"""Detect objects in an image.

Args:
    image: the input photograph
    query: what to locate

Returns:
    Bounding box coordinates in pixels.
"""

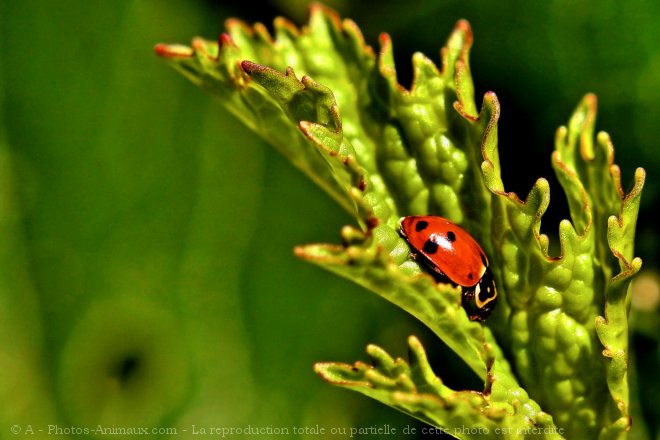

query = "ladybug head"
[461,267,497,321]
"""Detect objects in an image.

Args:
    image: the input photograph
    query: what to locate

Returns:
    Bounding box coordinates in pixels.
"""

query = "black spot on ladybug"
[415,220,429,232]
[422,239,438,254]
[480,252,488,267]
[468,273,474,280]
[446,231,456,242]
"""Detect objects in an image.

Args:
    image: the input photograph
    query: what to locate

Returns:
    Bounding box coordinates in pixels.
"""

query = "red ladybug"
[399,215,497,321]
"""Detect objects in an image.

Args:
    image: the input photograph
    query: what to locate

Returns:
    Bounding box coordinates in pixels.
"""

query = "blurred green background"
[1,1,658,439]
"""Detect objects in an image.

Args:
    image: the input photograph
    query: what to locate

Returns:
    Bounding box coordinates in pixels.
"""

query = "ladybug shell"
[400,216,488,287]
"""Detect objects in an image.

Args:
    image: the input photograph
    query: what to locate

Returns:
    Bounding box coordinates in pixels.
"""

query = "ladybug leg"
[460,286,481,321]
[413,254,453,284]
[428,270,452,285]
[428,264,449,280]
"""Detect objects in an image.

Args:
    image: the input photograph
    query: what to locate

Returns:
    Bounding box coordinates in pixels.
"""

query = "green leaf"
[156,5,645,439]
[483,93,645,439]
[315,336,562,439]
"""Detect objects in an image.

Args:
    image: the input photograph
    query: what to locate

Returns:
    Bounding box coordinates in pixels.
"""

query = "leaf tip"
[447,18,473,51]
[633,166,646,189]
[225,17,252,35]
[240,60,261,74]
[219,32,238,49]
[313,362,338,383]
[273,16,300,36]
[378,32,392,47]
[583,92,598,108]
[308,2,340,20]
[153,43,193,58]
[293,245,307,259]
[313,361,328,375]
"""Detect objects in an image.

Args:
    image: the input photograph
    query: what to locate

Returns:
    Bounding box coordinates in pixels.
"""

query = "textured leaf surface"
[157,5,644,439]
[479,93,645,439]
[316,336,561,439]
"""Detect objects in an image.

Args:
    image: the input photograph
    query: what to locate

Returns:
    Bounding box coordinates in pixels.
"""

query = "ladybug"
[399,215,497,321]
